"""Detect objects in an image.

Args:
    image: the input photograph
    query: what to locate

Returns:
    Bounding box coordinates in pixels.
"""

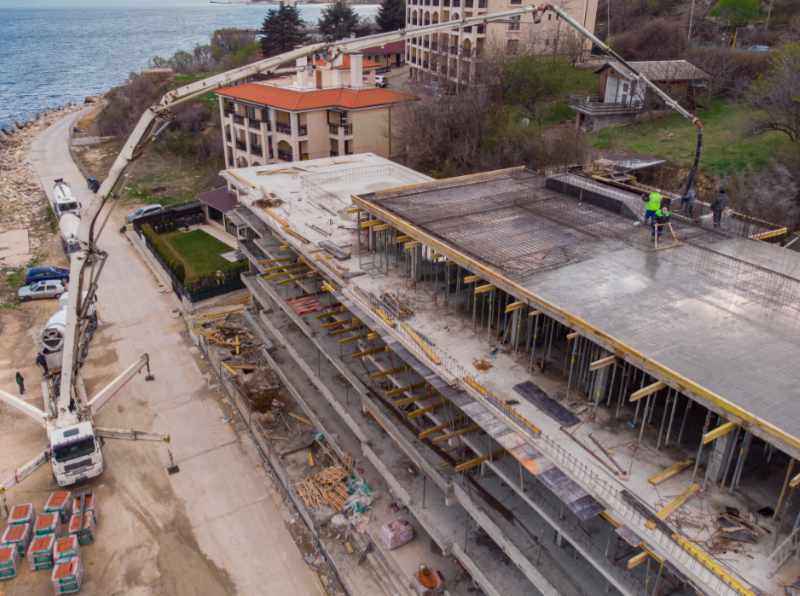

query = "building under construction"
[220,153,800,596]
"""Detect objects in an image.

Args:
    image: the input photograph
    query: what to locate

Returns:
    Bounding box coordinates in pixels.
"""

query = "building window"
[510,0,521,4]
[508,15,520,31]
[344,140,353,155]
[330,139,339,157]
[507,39,519,54]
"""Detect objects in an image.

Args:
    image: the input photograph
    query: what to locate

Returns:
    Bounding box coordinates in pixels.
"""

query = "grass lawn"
[590,99,789,177]
[160,229,234,279]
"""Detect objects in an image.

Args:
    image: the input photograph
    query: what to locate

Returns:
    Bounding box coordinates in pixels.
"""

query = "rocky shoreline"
[0,104,83,255]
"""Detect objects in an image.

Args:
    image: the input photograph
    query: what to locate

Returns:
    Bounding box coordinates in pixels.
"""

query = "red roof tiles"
[216,83,415,112]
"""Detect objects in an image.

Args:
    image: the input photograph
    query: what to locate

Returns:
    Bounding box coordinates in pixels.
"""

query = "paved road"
[25,109,323,595]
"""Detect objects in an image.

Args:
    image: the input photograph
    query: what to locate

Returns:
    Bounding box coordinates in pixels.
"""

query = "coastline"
[0,103,83,258]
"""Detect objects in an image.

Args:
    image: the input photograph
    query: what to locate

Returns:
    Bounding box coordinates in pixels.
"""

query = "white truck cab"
[48,422,103,486]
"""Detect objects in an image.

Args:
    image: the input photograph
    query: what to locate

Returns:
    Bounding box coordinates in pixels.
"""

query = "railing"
[233,114,244,125]
[449,46,458,55]
[248,119,260,130]
[235,141,246,151]
[431,42,439,51]
[275,122,291,134]
[298,125,308,136]
[769,527,800,576]
[277,150,293,161]
[251,144,263,155]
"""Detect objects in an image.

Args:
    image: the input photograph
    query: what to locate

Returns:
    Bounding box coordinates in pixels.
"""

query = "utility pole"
[688,0,696,42]
[765,0,774,31]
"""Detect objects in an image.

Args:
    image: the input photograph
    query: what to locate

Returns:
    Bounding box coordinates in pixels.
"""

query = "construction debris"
[237,367,282,412]
[379,518,414,550]
[472,358,493,372]
[287,294,324,316]
[295,465,351,512]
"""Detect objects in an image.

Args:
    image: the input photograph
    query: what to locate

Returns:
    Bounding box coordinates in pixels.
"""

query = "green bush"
[142,223,185,280]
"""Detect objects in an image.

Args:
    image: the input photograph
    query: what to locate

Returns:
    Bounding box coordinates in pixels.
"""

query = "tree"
[711,0,762,45]
[259,4,308,58]
[318,0,360,41]
[376,0,405,32]
[748,43,800,144]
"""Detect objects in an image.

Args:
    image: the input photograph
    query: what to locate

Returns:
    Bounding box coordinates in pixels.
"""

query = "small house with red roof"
[216,52,415,166]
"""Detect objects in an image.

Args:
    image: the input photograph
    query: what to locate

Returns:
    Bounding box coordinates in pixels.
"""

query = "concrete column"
[350,54,364,88]
[706,431,737,485]
[592,366,609,406]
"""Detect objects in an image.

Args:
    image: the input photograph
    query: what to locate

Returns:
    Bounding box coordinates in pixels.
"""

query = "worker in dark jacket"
[681,187,697,218]
[15,371,25,395]
[711,188,727,228]
[36,353,48,375]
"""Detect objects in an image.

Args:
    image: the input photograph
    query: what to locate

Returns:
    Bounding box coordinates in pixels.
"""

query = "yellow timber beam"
[474,284,495,295]
[386,381,427,398]
[394,393,431,408]
[590,355,617,371]
[370,366,410,380]
[463,274,481,284]
[646,483,700,529]
[703,421,737,445]
[404,240,421,251]
[396,234,411,243]
[408,400,445,419]
[505,301,525,313]
[671,534,755,596]
[648,460,693,486]
[418,421,451,440]
[431,424,480,444]
[630,381,666,403]
[352,346,388,359]
[454,449,505,473]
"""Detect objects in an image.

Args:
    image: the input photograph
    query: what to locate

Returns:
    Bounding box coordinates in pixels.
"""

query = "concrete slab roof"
[354,169,800,457]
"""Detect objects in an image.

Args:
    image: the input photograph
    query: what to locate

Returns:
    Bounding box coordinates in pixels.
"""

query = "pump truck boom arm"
[61,3,705,404]
[1,449,50,492]
[84,353,153,417]
[0,388,48,427]
[94,427,170,443]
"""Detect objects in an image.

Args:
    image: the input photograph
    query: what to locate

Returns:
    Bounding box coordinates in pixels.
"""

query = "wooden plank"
[703,421,737,445]
[394,393,430,408]
[418,421,450,440]
[589,355,616,371]
[629,381,666,403]
[599,511,622,528]
[338,333,368,345]
[359,219,383,229]
[789,471,800,489]
[454,449,505,473]
[504,301,525,313]
[474,284,495,295]
[566,331,579,341]
[626,551,649,570]
[386,381,427,398]
[407,400,445,419]
[463,274,481,284]
[328,324,364,337]
[404,240,420,251]
[372,224,389,232]
[646,483,700,529]
[370,366,410,380]
[351,346,388,358]
[431,424,480,445]
[528,309,541,317]
[320,319,348,330]
[648,460,693,486]
[395,234,411,242]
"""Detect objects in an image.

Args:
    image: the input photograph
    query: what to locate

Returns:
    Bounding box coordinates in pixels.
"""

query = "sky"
[0,0,257,8]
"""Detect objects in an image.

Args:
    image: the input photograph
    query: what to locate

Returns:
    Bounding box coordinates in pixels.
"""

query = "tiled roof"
[216,83,416,111]
[596,59,710,82]
[360,41,405,56]
[198,187,237,213]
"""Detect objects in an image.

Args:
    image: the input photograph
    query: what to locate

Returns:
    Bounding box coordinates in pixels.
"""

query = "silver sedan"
[17,279,67,301]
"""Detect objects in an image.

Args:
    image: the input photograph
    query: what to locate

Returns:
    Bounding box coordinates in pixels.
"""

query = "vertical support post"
[692,410,712,482]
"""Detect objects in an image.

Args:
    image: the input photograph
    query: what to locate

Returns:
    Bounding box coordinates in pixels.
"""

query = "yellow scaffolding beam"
[370,365,410,380]
[630,381,666,403]
[646,483,700,529]
[386,381,427,398]
[454,449,505,473]
[408,400,445,419]
[431,424,480,444]
[352,346,388,359]
[703,421,737,445]
[590,355,617,371]
[504,301,525,313]
[474,283,495,295]
[648,460,693,486]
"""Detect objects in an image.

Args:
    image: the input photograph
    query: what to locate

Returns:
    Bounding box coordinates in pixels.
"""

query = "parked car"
[24,266,70,285]
[375,75,388,88]
[126,204,163,223]
[747,44,770,52]
[18,279,67,301]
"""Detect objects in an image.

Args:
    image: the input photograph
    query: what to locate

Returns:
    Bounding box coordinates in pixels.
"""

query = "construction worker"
[36,353,48,375]
[15,371,25,395]
[711,187,727,228]
[681,186,697,218]
[643,190,662,232]
[654,197,672,239]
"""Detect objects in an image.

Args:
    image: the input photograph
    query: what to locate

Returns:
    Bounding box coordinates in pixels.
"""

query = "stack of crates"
[44,491,72,524]
[0,545,19,580]
[34,512,60,537]
[2,523,31,559]
[53,535,80,564]
[68,492,98,546]
[8,503,35,528]
[28,534,56,571]
[51,557,83,595]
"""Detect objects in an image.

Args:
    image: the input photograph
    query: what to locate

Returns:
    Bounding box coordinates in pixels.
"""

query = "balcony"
[248,119,260,130]
[330,123,353,135]
[478,0,486,7]
[277,150,293,161]
[233,114,244,126]
[568,95,644,116]
[431,41,439,51]
[298,125,308,136]
[251,143,263,154]
[275,122,291,134]
[224,133,232,142]
[449,46,458,55]
[235,141,246,151]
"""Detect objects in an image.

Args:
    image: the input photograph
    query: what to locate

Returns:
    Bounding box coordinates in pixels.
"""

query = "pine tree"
[259,4,308,58]
[318,0,361,41]
[376,0,406,32]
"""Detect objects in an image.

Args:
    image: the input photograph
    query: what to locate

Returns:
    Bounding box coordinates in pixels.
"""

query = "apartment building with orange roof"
[216,53,415,166]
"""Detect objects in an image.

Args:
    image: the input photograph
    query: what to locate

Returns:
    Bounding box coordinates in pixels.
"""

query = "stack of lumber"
[51,556,84,594]
[294,465,350,512]
[287,295,323,316]
[44,491,72,523]
[2,523,31,558]
[28,534,56,571]
[0,545,19,580]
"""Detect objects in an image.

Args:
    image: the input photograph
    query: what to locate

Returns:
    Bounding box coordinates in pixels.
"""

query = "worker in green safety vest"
[654,197,672,239]
[642,191,662,237]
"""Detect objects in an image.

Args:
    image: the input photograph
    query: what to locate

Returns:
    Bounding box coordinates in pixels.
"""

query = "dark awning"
[198,187,237,213]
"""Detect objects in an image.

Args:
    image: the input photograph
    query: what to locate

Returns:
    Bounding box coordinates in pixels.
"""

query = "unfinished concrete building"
[220,154,800,595]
